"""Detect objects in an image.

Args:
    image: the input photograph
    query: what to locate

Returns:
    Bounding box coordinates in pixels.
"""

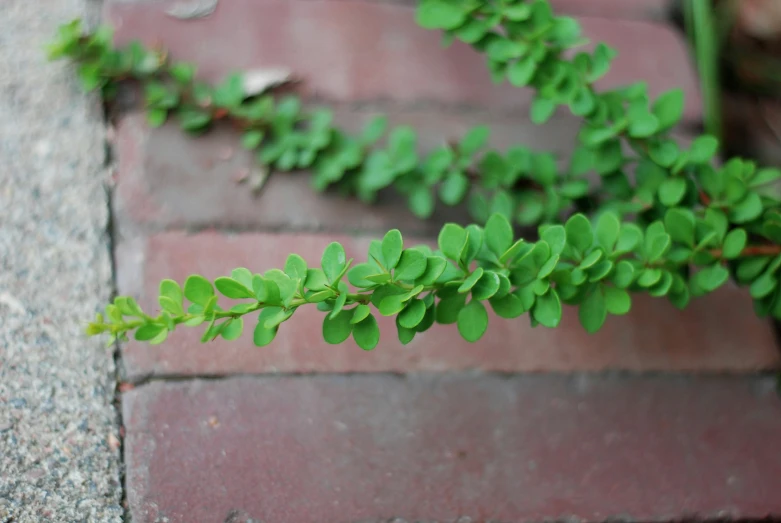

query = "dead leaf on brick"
[248,165,270,195]
[165,0,219,20]
[242,68,294,97]
[107,433,121,450]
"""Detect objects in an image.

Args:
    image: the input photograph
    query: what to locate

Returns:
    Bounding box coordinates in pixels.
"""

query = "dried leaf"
[248,165,270,195]
[165,0,219,20]
[242,68,293,97]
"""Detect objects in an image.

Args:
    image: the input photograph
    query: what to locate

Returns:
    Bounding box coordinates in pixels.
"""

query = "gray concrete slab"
[0,0,122,521]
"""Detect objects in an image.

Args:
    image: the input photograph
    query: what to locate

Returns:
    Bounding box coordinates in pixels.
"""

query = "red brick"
[123,374,781,522]
[115,231,780,379]
[104,0,701,121]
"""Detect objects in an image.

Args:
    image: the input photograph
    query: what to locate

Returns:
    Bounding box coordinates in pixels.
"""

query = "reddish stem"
[710,244,781,258]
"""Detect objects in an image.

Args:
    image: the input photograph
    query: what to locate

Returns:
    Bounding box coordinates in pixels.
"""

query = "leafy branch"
[85,211,774,349]
[48,0,781,348]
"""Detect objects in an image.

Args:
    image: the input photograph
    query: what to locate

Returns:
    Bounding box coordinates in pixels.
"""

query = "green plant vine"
[49,0,781,349]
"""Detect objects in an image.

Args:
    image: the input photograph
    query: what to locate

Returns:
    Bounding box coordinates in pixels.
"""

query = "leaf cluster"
[51,0,781,347]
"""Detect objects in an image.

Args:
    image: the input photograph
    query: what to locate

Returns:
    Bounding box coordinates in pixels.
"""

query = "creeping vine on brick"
[49,0,781,349]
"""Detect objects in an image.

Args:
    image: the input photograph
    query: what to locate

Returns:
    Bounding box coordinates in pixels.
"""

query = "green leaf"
[579,287,607,333]
[694,265,730,293]
[148,328,169,345]
[381,230,403,270]
[264,269,296,306]
[489,294,526,319]
[351,304,371,324]
[353,314,380,350]
[658,177,687,206]
[459,126,490,156]
[241,130,264,150]
[378,294,407,316]
[580,125,617,147]
[361,115,387,144]
[323,309,354,344]
[541,225,566,255]
[283,254,308,282]
[637,268,662,288]
[436,293,467,324]
[399,299,427,329]
[458,268,484,293]
[604,286,631,315]
[565,213,593,256]
[729,192,763,224]
[230,268,253,290]
[455,18,489,43]
[516,195,544,226]
[628,112,659,138]
[329,285,349,319]
[158,296,183,316]
[439,172,469,205]
[750,167,781,188]
[485,213,514,258]
[737,257,770,283]
[214,277,255,299]
[178,108,212,132]
[396,319,417,345]
[416,0,467,30]
[134,323,166,342]
[652,88,684,130]
[321,242,347,283]
[409,187,435,219]
[184,275,214,306]
[395,250,427,281]
[649,140,679,167]
[305,269,329,291]
[159,279,183,306]
[472,271,501,301]
[507,56,537,87]
[750,272,777,299]
[689,135,719,163]
[417,257,448,285]
[531,96,556,124]
[664,208,696,246]
[532,289,562,328]
[457,300,488,342]
[722,228,747,259]
[423,147,454,183]
[252,309,278,346]
[221,318,244,341]
[646,233,671,263]
[438,223,467,261]
[612,260,636,288]
[595,212,620,251]
[146,108,167,128]
[169,62,196,83]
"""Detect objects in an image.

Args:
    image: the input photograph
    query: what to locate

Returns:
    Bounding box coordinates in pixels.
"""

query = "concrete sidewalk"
[0,0,122,521]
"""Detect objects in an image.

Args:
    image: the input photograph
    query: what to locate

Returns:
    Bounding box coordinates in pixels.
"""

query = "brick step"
[115,230,780,380]
[123,374,781,522]
[105,0,701,120]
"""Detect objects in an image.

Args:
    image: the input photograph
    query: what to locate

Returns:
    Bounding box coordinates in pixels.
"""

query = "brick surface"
[115,231,780,379]
[104,0,701,121]
[123,374,781,522]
